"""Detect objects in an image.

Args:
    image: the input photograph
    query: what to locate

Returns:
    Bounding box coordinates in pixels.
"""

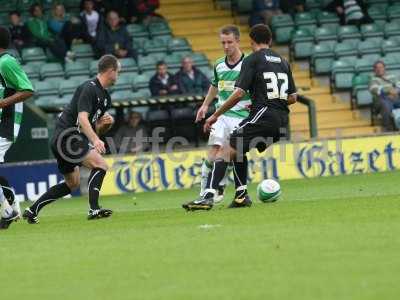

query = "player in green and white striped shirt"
[0,27,34,229]
[194,25,251,203]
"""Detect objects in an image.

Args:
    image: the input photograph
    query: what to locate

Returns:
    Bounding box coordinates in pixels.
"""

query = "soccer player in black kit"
[183,24,297,211]
[23,55,121,223]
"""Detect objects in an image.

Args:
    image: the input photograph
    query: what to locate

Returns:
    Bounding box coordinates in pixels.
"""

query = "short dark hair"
[98,54,119,73]
[156,61,166,68]
[220,25,240,39]
[0,26,11,49]
[9,10,21,17]
[29,3,41,16]
[249,24,272,45]
[374,60,385,69]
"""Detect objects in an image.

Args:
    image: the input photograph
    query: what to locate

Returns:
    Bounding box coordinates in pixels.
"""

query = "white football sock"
[0,193,13,218]
[200,159,212,196]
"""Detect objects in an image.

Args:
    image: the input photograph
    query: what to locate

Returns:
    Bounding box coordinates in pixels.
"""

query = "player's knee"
[66,177,80,190]
[93,160,109,171]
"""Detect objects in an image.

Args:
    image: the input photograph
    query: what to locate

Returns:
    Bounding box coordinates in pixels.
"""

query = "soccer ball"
[257,179,281,203]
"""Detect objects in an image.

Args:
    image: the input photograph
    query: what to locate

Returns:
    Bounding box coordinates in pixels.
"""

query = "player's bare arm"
[0,90,33,109]
[195,85,218,123]
[78,111,106,154]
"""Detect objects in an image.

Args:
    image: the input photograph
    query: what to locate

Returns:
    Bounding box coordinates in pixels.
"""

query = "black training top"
[55,77,111,135]
[235,48,296,113]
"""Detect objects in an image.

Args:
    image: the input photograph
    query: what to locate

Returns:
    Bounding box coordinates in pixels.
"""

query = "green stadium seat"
[71,44,94,59]
[295,12,317,27]
[190,52,209,67]
[148,22,172,37]
[358,38,383,56]
[338,25,361,41]
[119,58,139,73]
[59,79,80,96]
[387,5,400,21]
[331,58,355,90]
[382,53,400,70]
[168,38,191,53]
[22,63,40,80]
[132,37,149,55]
[361,23,384,39]
[56,94,74,106]
[65,61,90,78]
[143,37,168,55]
[22,47,46,63]
[112,90,135,103]
[126,24,149,38]
[355,56,379,76]
[352,74,373,107]
[236,0,252,14]
[132,89,151,99]
[138,55,158,72]
[34,81,59,97]
[0,2,17,14]
[271,14,294,44]
[368,4,388,22]
[112,73,135,92]
[312,42,336,75]
[63,0,81,9]
[39,63,64,79]
[198,66,213,80]
[292,28,314,59]
[316,11,339,26]
[35,95,56,108]
[89,60,98,76]
[305,0,322,10]
[381,39,400,55]
[384,21,400,38]
[314,26,337,42]
[334,41,358,59]
[133,73,151,90]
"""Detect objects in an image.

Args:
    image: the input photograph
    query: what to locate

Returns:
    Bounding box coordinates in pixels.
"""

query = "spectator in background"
[127,0,161,24]
[8,11,32,52]
[27,3,68,61]
[149,61,180,96]
[80,0,102,45]
[280,0,305,15]
[369,61,400,132]
[249,0,281,27]
[95,10,137,60]
[113,111,149,153]
[80,0,107,15]
[175,57,209,94]
[326,0,372,26]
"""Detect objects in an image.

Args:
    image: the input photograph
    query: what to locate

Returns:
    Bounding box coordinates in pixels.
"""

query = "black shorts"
[230,107,289,154]
[50,129,91,175]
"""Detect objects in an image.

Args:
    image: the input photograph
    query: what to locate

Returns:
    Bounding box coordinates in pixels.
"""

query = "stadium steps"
[293,126,381,140]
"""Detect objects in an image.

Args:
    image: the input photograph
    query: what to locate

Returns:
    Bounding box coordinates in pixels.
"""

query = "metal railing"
[296,95,318,138]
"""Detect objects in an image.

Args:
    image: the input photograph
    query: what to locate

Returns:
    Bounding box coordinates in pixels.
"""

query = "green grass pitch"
[1,171,400,300]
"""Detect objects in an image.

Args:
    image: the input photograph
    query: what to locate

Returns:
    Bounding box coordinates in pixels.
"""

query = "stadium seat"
[89,60,99,76]
[358,38,383,56]
[132,37,150,55]
[292,28,314,59]
[331,59,355,90]
[368,4,388,22]
[143,37,168,55]
[338,25,361,41]
[71,44,94,59]
[235,0,252,14]
[112,73,135,92]
[34,81,59,97]
[198,66,214,80]
[356,55,380,76]
[168,38,191,53]
[295,12,317,27]
[314,26,337,42]
[112,90,135,103]
[65,61,90,78]
[22,63,40,80]
[164,52,185,69]
[316,11,339,26]
[361,23,384,39]
[190,52,210,67]
[271,14,294,44]
[133,73,151,90]
[334,40,359,59]
[56,93,74,106]
[59,79,81,96]
[22,47,46,63]
[35,95,56,108]
[138,54,166,72]
[311,42,336,75]
[119,58,139,73]
[381,39,400,55]
[126,24,149,38]
[352,74,373,107]
[382,53,400,70]
[384,21,400,38]
[387,5,400,21]
[39,63,64,79]
[148,22,172,37]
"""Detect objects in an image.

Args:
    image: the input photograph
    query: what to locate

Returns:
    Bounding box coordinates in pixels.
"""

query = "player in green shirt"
[0,26,34,229]
[191,25,251,204]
